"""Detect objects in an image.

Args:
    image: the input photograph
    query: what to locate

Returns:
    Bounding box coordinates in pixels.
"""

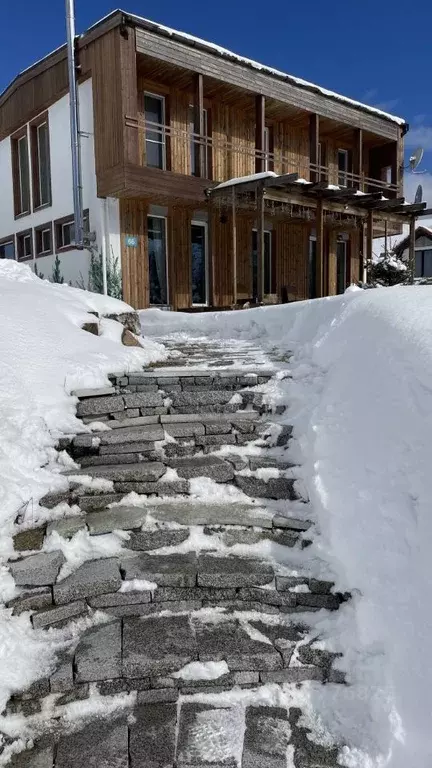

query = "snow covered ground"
[141,286,432,768]
[0,262,166,718]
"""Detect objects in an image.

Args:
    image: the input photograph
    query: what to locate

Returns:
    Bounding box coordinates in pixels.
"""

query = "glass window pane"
[191,224,207,304]
[0,242,15,259]
[415,252,423,277]
[423,249,432,277]
[146,141,163,169]
[144,95,163,124]
[337,241,347,294]
[252,230,272,298]
[148,217,168,305]
[18,136,30,213]
[309,239,317,298]
[37,123,50,205]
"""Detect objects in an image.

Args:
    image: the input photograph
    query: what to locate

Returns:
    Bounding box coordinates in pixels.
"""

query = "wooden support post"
[309,114,319,182]
[315,199,324,297]
[255,95,265,174]
[256,182,265,302]
[193,73,204,177]
[232,187,237,306]
[409,215,416,284]
[353,128,363,190]
[366,209,374,282]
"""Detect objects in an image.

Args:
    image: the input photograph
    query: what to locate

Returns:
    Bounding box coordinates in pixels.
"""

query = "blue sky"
[2,0,432,192]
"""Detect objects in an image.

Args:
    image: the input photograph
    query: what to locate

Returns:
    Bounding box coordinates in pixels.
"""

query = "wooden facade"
[1,10,416,309]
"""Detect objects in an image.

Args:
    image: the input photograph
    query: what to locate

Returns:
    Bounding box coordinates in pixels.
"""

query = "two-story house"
[0,10,426,308]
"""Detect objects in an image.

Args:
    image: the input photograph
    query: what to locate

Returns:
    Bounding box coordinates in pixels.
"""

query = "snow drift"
[141,286,432,767]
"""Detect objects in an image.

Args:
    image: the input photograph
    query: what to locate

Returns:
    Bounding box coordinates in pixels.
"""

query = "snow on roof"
[121,10,405,127]
[213,171,278,190]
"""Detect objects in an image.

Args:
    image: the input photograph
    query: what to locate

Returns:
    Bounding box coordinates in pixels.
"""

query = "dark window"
[0,237,15,260]
[252,230,273,298]
[12,130,31,216]
[309,238,317,298]
[31,116,51,208]
[189,106,209,178]
[337,240,347,293]
[54,211,89,250]
[17,229,33,261]
[318,142,327,182]
[415,248,432,278]
[35,223,53,256]
[191,222,208,304]
[338,149,349,186]
[144,93,166,169]
[147,216,168,305]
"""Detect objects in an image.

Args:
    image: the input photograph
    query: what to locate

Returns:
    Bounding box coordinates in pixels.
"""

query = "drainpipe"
[102,199,110,296]
[65,0,84,249]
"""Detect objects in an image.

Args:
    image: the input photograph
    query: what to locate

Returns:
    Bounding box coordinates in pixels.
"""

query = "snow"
[213,171,277,190]
[0,261,165,714]
[141,287,432,767]
[173,660,229,680]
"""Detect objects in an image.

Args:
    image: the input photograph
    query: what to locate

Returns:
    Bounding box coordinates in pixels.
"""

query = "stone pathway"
[5,335,347,767]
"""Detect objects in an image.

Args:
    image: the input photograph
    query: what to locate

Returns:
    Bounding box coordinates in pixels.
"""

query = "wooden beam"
[193,73,205,177]
[232,187,237,305]
[353,128,363,190]
[315,198,324,296]
[366,209,374,281]
[363,196,405,211]
[256,182,265,301]
[409,216,416,284]
[417,208,432,217]
[309,114,319,183]
[255,95,265,174]
[391,202,427,215]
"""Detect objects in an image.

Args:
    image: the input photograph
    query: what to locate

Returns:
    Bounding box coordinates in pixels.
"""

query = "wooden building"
[0,10,426,307]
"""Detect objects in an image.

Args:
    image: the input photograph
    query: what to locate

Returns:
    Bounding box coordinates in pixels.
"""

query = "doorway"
[336,239,347,294]
[251,229,272,299]
[191,221,208,305]
[147,215,168,305]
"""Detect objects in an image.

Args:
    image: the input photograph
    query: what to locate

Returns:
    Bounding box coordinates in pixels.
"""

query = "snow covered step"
[68,462,166,482]
[71,386,116,398]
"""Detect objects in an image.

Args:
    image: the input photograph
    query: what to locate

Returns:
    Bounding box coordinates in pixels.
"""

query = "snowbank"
[141,287,432,767]
[0,262,166,713]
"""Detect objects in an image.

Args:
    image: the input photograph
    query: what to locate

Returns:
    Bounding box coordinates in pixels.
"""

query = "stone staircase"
[5,337,348,768]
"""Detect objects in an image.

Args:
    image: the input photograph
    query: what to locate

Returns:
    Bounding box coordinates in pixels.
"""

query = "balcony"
[124,114,400,200]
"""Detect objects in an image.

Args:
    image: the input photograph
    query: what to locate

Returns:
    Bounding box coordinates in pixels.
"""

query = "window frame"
[252,228,274,297]
[191,219,209,306]
[11,126,31,219]
[147,214,169,306]
[0,235,16,261]
[143,91,166,170]
[16,228,33,262]
[189,105,209,178]
[35,221,53,257]
[414,247,432,278]
[30,112,52,210]
[336,238,348,294]
[54,210,90,252]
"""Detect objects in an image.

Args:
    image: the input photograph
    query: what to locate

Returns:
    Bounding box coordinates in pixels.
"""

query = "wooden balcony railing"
[125,115,400,196]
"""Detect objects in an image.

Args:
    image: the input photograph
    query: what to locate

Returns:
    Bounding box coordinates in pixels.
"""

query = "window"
[336,239,347,294]
[0,237,15,260]
[191,221,208,305]
[11,129,31,217]
[381,165,392,185]
[252,229,274,298]
[318,142,327,182]
[144,93,166,169]
[35,223,53,256]
[338,149,349,186]
[147,216,168,305]
[17,229,33,261]
[189,106,209,178]
[54,211,89,250]
[31,116,51,208]
[415,248,432,278]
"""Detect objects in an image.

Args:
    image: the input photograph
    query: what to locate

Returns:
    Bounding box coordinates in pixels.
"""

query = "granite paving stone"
[97,424,164,444]
[168,456,235,482]
[195,620,282,671]
[73,386,115,398]
[73,462,166,482]
[123,614,197,677]
[235,475,297,500]
[123,392,164,408]
[272,515,312,531]
[55,718,128,767]
[99,441,157,454]
[260,667,324,683]
[176,702,241,767]
[10,550,65,587]
[9,742,54,768]
[86,505,149,534]
[109,414,160,428]
[136,688,179,704]
[32,600,88,629]
[163,422,205,437]
[114,479,189,495]
[77,395,125,417]
[121,552,198,586]
[13,527,46,552]
[129,527,190,550]
[129,703,177,768]
[172,391,235,407]
[242,705,290,768]
[88,589,152,608]
[197,555,273,588]
[8,586,52,615]
[77,493,124,511]
[53,558,121,605]
[46,516,86,538]
[75,621,121,682]
[144,501,272,528]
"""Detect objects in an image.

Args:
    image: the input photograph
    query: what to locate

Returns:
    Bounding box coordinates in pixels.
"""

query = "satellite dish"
[415,184,423,204]
[409,147,424,171]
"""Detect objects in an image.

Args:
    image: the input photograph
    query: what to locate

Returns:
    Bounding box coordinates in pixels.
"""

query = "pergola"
[207,172,427,299]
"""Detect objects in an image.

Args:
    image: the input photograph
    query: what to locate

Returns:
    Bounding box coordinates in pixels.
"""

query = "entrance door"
[252,230,272,300]
[308,237,317,298]
[147,216,168,305]
[191,221,208,305]
[336,240,347,294]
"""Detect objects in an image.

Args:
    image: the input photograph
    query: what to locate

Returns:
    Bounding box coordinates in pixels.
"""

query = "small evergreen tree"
[33,262,44,280]
[51,254,64,284]
[370,249,407,287]
[88,247,122,299]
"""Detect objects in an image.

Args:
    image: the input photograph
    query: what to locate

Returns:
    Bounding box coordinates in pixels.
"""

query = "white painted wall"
[0,78,121,290]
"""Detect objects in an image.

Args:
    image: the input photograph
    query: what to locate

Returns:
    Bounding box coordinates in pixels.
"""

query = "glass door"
[251,230,272,300]
[308,237,317,298]
[191,221,208,305]
[147,216,168,305]
[336,240,347,294]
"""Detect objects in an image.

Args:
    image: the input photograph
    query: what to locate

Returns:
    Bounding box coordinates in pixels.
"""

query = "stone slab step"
[167,456,234,482]
[72,386,116,398]
[68,462,166,482]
